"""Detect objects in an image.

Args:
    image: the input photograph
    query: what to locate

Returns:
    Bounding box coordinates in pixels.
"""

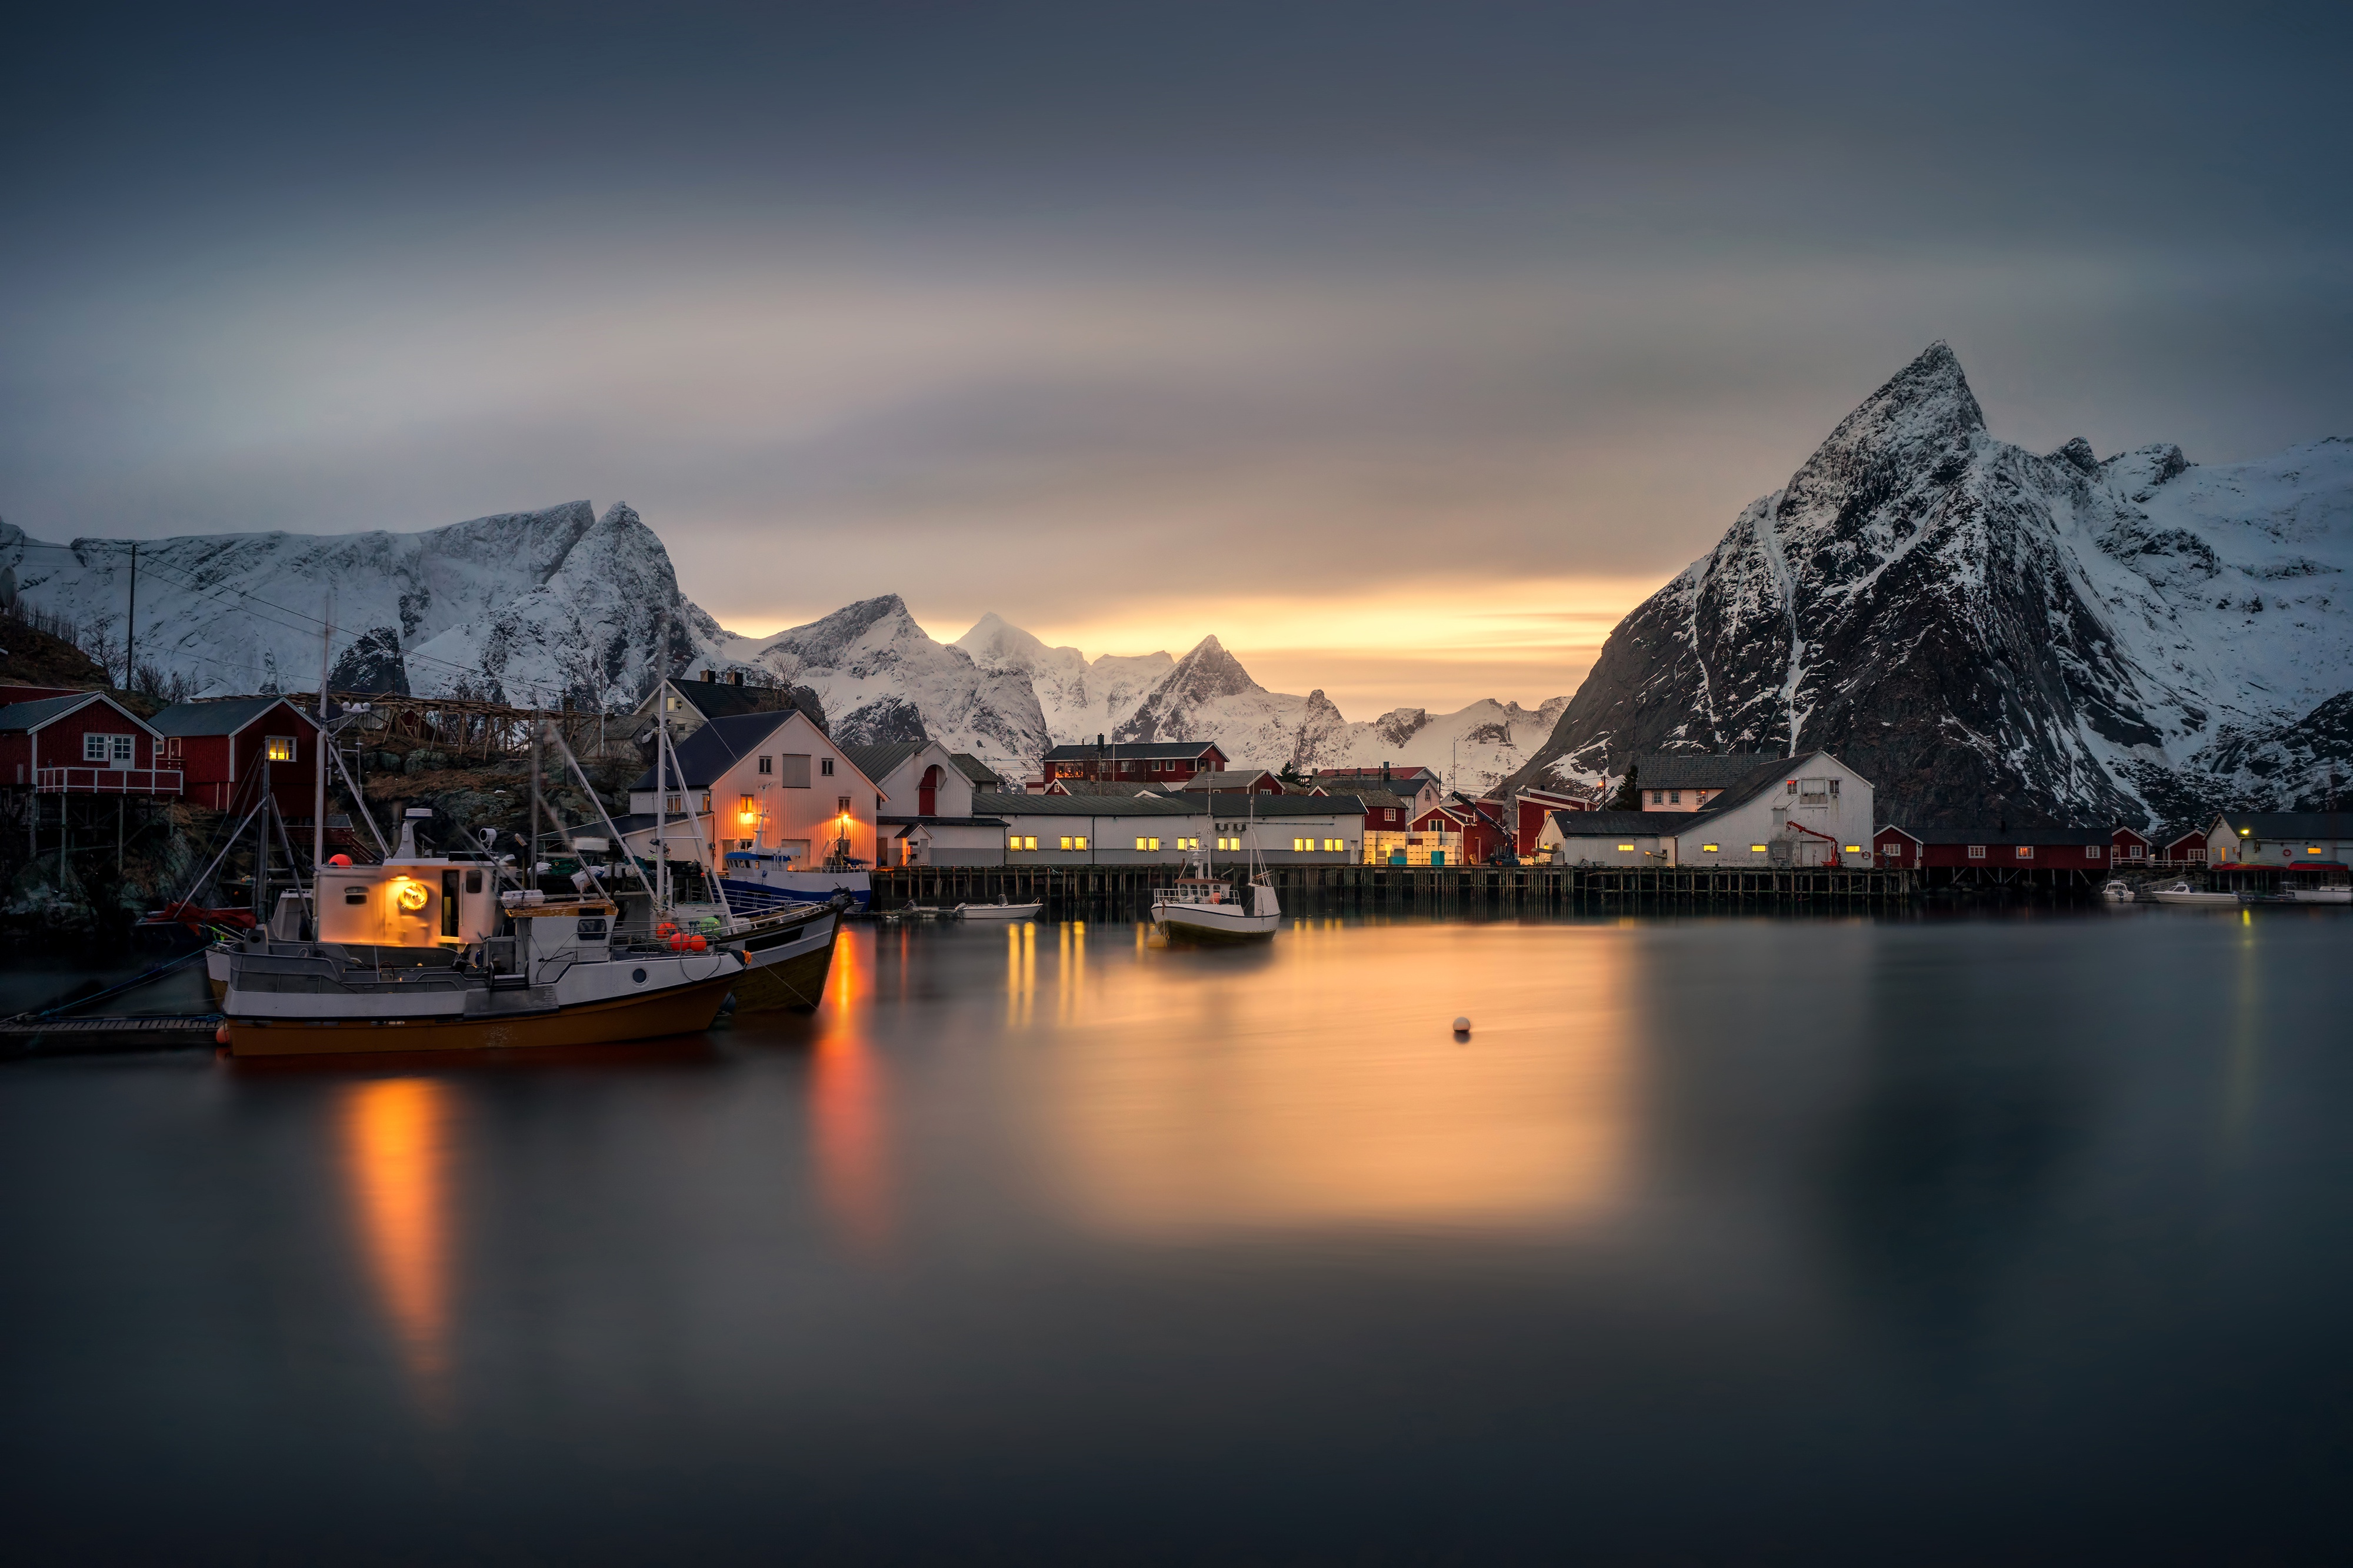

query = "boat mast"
[314,594,331,877]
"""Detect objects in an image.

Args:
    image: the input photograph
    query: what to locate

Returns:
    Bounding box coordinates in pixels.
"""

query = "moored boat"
[2149,880,2241,907]
[954,897,1042,920]
[2099,879,2137,902]
[2285,885,2352,905]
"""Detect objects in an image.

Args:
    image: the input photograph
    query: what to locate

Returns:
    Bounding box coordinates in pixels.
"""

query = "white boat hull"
[956,903,1041,920]
[2151,888,2240,906]
[1153,900,1280,940]
[2287,887,2352,905]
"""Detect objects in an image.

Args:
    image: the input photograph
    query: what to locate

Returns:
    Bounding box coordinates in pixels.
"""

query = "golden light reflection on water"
[811,929,892,1252]
[1030,922,1640,1236]
[342,1078,454,1409]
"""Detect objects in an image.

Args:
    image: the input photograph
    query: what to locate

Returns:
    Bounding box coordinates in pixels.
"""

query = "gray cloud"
[3,2,2348,710]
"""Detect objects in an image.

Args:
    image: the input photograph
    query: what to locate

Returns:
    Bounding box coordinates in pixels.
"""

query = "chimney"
[731,670,744,686]
[701,669,715,683]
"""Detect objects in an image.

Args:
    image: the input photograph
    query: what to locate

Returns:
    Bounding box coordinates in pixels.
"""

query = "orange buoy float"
[687,933,708,952]
[326,853,352,867]
[214,1024,231,1046]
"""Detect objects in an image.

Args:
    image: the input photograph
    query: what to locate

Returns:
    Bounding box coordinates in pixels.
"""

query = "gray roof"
[148,696,315,738]
[2212,811,2353,840]
[0,693,110,732]
[1549,809,1712,836]
[972,790,1208,818]
[1200,793,1367,819]
[1041,739,1222,760]
[1897,825,2114,846]
[1181,769,1280,790]
[838,741,926,786]
[879,815,1009,829]
[948,753,1004,787]
[1624,753,1780,790]
[1344,789,1412,815]
[629,708,807,791]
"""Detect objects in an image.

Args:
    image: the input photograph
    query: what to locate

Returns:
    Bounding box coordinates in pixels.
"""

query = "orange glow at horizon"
[1037,923,1640,1236]
[342,1077,454,1411]
[810,929,892,1253]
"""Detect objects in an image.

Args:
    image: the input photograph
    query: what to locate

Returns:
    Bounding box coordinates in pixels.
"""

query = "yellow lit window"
[1073,836,1087,850]
[1617,843,1635,851]
[1701,843,1719,852]
[738,794,757,822]
[1058,836,1074,850]
[264,735,296,762]
[1009,836,1038,852]
[1325,839,1342,852]
[2310,846,2324,854]
[1751,845,1768,853]
[1844,845,1861,854]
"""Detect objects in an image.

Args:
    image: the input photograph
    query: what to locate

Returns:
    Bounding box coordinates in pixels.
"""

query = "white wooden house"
[617,706,881,872]
[845,739,1016,868]
[1538,752,1877,868]
[973,790,1212,866]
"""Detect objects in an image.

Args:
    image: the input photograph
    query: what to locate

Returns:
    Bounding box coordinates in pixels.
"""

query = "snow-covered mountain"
[0,501,713,709]
[1508,343,2353,824]
[953,613,1174,742]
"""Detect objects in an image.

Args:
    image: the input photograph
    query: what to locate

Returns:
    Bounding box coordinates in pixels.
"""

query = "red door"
[918,765,941,816]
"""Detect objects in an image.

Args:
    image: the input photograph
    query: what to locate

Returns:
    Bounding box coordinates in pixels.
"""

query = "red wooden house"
[0,691,176,798]
[2110,825,2153,867]
[2155,828,2208,865]
[1871,823,1922,868]
[1514,786,1595,855]
[148,697,324,815]
[1412,798,1513,863]
[1877,824,2112,882]
[1040,739,1228,788]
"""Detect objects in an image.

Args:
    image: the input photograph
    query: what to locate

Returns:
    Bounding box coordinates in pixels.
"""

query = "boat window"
[465,870,483,893]
[576,918,607,940]
[344,885,368,905]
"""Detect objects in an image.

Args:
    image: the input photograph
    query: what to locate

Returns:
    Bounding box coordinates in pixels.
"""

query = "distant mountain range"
[12,339,2345,821]
[1505,343,2353,824]
[0,511,1563,792]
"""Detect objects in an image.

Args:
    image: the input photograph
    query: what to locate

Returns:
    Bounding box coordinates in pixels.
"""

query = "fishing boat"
[953,896,1041,920]
[2149,880,2241,907]
[220,826,745,1056]
[719,849,872,915]
[1152,823,1280,942]
[2098,879,2137,902]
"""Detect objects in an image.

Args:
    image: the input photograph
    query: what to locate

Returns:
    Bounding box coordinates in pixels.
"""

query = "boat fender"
[1452,1016,1471,1037]
[688,934,708,952]
[214,1024,231,1046]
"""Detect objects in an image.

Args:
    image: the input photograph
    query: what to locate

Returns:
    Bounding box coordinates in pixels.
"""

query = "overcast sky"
[5,2,2348,715]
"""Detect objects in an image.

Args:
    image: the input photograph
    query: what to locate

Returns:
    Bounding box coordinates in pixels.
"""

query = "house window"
[665,696,681,711]
[264,735,296,762]
[737,794,757,822]
[1669,790,1681,805]
[820,757,834,777]
[665,794,684,815]
[162,736,182,760]
[2017,846,2034,860]
[1293,838,1308,852]
[1134,836,1161,852]
[1701,843,1720,853]
[738,839,753,850]
[2310,846,2324,855]
[2086,846,2102,859]
[84,733,133,762]
[1649,790,1662,805]
[834,797,851,816]
[758,756,773,775]
[1750,845,1769,853]
[700,793,712,814]
[1324,839,1343,852]
[1009,836,1037,852]
[1175,836,1199,850]
[1617,843,1636,852]
[1968,846,1987,859]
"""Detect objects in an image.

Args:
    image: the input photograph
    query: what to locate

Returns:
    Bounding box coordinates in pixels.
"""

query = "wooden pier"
[873,863,1918,919]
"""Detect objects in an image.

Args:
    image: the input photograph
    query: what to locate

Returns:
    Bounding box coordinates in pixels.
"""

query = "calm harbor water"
[3,909,2349,1563]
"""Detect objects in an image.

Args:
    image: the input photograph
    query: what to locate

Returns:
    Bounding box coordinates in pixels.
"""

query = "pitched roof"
[1181,769,1280,791]
[1200,793,1366,818]
[147,696,316,738]
[1901,825,2114,846]
[972,790,1208,818]
[1344,789,1412,815]
[670,680,805,721]
[948,752,1004,788]
[629,708,806,791]
[0,691,156,735]
[1041,739,1222,760]
[2212,811,2353,840]
[838,741,927,786]
[1547,810,1699,836]
[1315,765,1440,783]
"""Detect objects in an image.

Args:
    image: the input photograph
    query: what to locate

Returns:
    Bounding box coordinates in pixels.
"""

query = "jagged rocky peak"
[1162,635,1259,700]
[1775,340,1985,530]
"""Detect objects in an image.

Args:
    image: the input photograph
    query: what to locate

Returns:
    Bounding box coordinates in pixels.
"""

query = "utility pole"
[124,542,138,690]
[314,596,332,876]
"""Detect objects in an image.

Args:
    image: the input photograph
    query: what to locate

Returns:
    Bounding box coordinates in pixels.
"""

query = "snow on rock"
[0,501,708,709]
[1508,343,2353,824]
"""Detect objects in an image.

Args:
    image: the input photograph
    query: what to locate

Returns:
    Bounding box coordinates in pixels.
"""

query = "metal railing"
[34,766,185,796]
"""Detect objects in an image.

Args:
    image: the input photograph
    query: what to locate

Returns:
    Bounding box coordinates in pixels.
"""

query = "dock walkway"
[874,864,1917,918]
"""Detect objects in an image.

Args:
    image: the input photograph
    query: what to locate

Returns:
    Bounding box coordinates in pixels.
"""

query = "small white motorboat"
[2098,879,2137,902]
[954,897,1042,920]
[1152,874,1280,941]
[2149,880,2241,907]
[2285,886,2352,905]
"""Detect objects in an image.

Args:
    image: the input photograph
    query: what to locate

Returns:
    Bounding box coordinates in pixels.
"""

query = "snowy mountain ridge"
[1509,343,2353,823]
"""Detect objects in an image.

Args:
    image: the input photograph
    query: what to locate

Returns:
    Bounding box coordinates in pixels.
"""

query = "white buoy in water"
[1452,1016,1471,1035]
